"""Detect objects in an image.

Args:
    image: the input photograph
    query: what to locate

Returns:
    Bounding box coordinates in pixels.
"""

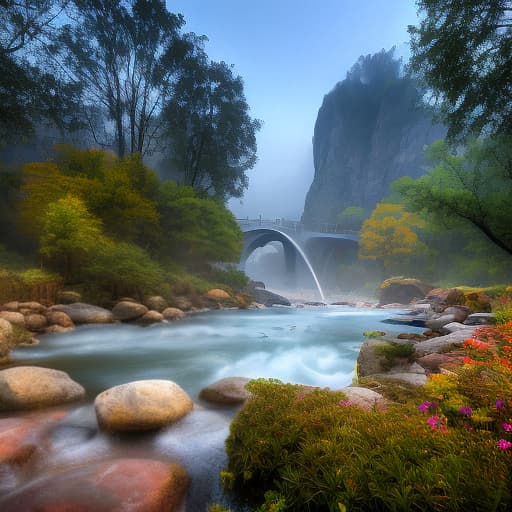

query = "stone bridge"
[237,218,360,290]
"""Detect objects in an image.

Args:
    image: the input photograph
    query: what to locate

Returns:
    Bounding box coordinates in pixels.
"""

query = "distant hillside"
[302,49,445,226]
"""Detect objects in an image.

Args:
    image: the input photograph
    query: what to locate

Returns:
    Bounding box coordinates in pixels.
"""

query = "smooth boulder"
[0,366,85,411]
[95,379,193,432]
[112,301,148,321]
[162,307,185,321]
[51,302,113,324]
[199,377,251,405]
[206,288,230,300]
[0,311,25,327]
[0,318,13,359]
[24,313,48,332]
[145,296,168,312]
[340,386,388,410]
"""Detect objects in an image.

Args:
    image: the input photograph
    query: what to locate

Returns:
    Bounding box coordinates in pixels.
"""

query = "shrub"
[375,341,415,369]
[224,379,511,511]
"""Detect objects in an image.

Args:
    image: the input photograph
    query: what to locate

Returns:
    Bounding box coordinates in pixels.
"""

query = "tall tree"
[55,0,198,157]
[162,58,261,201]
[409,0,512,140]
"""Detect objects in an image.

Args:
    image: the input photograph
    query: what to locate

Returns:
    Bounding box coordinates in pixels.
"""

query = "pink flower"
[296,393,305,400]
[418,401,438,413]
[496,399,505,411]
[427,415,447,432]
[498,439,512,450]
[339,400,353,407]
[502,423,512,432]
[458,406,472,416]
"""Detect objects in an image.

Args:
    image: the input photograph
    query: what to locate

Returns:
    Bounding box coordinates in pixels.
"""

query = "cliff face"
[302,51,446,226]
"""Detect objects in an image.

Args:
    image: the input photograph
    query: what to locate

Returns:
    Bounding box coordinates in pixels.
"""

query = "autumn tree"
[358,202,427,274]
[409,0,512,140]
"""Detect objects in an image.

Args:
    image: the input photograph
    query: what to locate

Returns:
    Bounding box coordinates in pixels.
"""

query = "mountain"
[302,49,446,226]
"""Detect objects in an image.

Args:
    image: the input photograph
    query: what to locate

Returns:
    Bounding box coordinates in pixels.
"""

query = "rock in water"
[162,307,185,321]
[249,288,291,307]
[199,377,251,405]
[0,366,85,411]
[94,380,193,432]
[111,301,148,321]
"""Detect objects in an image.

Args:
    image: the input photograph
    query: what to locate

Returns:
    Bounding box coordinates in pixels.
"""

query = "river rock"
[417,352,459,373]
[443,322,474,333]
[340,386,388,410]
[0,311,25,327]
[0,318,13,358]
[0,458,190,512]
[206,288,230,300]
[94,380,193,432]
[46,310,74,328]
[2,301,19,312]
[442,305,470,323]
[45,325,75,334]
[19,301,46,314]
[139,310,164,324]
[112,301,148,321]
[249,288,291,307]
[379,277,433,305]
[51,303,113,324]
[24,313,48,332]
[425,314,456,332]
[464,312,496,325]
[415,330,474,356]
[56,290,81,304]
[0,366,85,411]
[356,340,389,378]
[162,307,185,321]
[145,296,168,312]
[171,296,193,311]
[199,377,251,405]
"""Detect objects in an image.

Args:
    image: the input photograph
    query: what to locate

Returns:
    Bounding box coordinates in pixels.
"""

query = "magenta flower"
[339,400,353,407]
[427,415,447,432]
[458,406,472,416]
[498,439,512,450]
[496,399,505,411]
[418,401,438,413]
[503,423,512,432]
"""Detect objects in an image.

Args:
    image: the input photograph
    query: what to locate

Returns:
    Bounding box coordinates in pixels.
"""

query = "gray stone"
[94,379,193,432]
[442,306,470,323]
[415,330,474,356]
[51,303,113,324]
[425,314,456,331]
[199,377,251,405]
[0,366,85,411]
[249,288,291,307]
[356,340,389,378]
[339,386,388,410]
[464,313,496,326]
[443,322,474,333]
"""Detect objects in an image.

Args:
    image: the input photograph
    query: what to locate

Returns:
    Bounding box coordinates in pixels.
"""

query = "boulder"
[248,288,291,307]
[0,317,13,358]
[417,352,459,373]
[139,310,164,324]
[2,301,19,312]
[206,288,231,300]
[24,313,48,332]
[46,310,74,328]
[112,301,148,322]
[426,288,465,312]
[442,322,474,333]
[415,330,474,356]
[171,296,193,311]
[94,380,193,432]
[442,305,470,323]
[51,303,113,324]
[162,307,185,321]
[372,366,428,386]
[0,458,190,512]
[199,377,251,405]
[18,301,46,313]
[356,340,389,378]
[379,277,433,305]
[464,312,496,326]
[45,325,75,335]
[0,311,25,327]
[144,296,168,312]
[0,366,85,411]
[56,290,81,304]
[425,314,456,332]
[340,386,388,410]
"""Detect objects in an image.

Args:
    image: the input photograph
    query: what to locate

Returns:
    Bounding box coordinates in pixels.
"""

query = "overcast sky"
[166,1,419,220]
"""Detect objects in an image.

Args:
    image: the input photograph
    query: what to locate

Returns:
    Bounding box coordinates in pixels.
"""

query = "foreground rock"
[199,377,251,405]
[0,458,190,512]
[340,386,388,410]
[249,287,291,307]
[51,302,113,324]
[95,380,193,432]
[0,366,85,411]
[112,301,148,321]
[414,330,474,357]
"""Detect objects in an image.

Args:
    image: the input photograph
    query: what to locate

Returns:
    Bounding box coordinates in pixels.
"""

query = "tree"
[157,180,242,265]
[358,202,427,273]
[408,0,512,140]
[161,58,261,201]
[394,136,512,257]
[40,194,105,280]
[55,0,199,157]
[335,207,367,231]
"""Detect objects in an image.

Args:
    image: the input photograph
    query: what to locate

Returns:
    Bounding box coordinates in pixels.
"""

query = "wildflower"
[418,401,437,413]
[503,423,512,432]
[339,400,353,407]
[427,415,447,432]
[498,439,512,450]
[458,406,472,417]
[496,399,505,411]
[463,424,473,431]
[296,393,305,400]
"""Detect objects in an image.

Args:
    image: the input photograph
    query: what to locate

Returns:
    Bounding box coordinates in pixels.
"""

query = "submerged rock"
[199,377,251,405]
[0,366,85,411]
[94,380,193,432]
[0,458,190,512]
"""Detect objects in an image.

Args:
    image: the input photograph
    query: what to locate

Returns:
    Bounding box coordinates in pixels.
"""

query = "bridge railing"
[236,217,359,235]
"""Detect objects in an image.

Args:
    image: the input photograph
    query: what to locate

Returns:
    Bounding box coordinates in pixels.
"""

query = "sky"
[166,1,420,221]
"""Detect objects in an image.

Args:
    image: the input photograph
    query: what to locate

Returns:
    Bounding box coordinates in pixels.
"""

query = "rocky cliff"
[302,50,446,226]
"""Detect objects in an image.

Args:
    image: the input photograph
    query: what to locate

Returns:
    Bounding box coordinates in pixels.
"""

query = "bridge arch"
[240,228,325,300]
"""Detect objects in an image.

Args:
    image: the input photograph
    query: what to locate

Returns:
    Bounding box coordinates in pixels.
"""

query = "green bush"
[224,379,512,511]
[375,341,415,369]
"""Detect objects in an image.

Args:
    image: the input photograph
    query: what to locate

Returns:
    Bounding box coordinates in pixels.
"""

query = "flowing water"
[4,305,422,510]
